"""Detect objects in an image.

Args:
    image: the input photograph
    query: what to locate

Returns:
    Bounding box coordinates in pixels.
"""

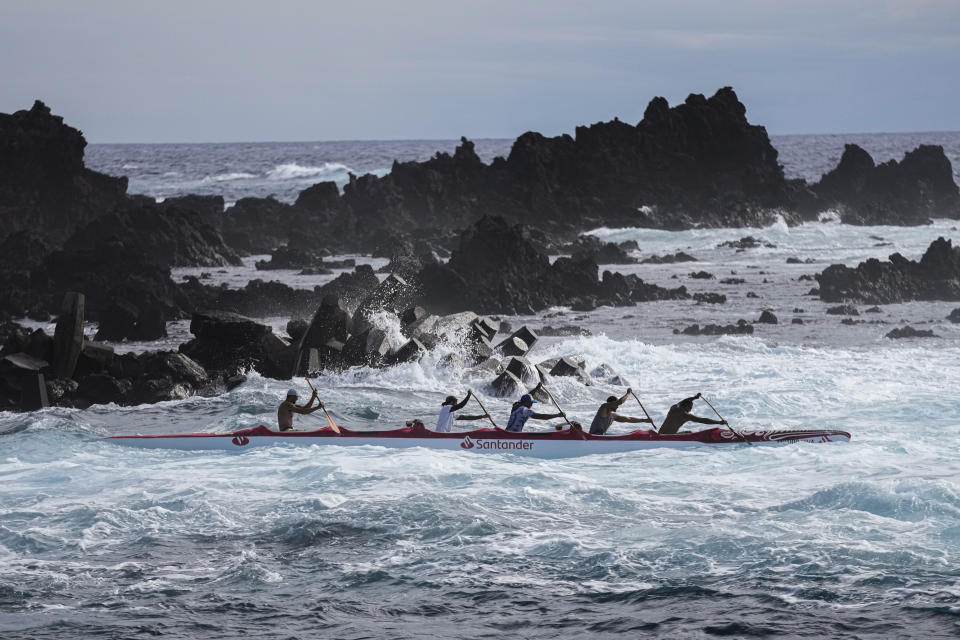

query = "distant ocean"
[85,132,960,207]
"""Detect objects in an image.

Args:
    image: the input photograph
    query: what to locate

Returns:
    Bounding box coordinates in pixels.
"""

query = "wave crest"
[266,162,353,180]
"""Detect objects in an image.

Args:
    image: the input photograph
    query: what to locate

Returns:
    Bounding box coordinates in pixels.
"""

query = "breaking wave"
[266,162,353,180]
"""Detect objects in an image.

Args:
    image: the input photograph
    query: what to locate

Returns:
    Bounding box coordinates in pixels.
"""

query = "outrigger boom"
[108,423,851,459]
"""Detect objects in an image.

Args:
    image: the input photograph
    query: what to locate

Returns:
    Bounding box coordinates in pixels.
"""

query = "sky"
[1,0,958,143]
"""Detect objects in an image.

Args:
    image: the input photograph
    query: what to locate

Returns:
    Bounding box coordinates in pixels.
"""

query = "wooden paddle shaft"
[541,385,573,428]
[470,391,499,429]
[629,390,657,432]
[305,378,341,434]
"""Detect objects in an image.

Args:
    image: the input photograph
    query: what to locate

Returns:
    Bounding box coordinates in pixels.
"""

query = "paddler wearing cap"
[277,387,323,431]
[505,383,564,432]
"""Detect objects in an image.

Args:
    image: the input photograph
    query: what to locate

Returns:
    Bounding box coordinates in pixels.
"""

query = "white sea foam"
[200,171,257,183]
[266,162,353,180]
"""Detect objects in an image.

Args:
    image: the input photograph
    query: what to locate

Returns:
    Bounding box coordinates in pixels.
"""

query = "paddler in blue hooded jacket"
[505,384,564,432]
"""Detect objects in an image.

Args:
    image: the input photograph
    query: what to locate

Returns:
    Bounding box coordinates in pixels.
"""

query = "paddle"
[629,389,657,433]
[305,378,341,434]
[700,393,749,446]
[469,389,499,429]
[540,384,575,431]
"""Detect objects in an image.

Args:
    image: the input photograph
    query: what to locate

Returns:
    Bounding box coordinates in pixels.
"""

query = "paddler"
[277,388,324,431]
[435,390,491,432]
[588,389,653,435]
[505,385,564,432]
[658,393,726,434]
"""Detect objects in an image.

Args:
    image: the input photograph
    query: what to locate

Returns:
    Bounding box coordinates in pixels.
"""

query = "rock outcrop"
[817,237,960,303]
[416,216,688,314]
[0,100,128,244]
[812,144,960,225]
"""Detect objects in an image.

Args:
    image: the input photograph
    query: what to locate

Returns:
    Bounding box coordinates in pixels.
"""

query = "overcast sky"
[2,0,958,142]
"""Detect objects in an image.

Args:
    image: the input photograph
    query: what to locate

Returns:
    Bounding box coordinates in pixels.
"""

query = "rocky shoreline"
[2,91,960,412]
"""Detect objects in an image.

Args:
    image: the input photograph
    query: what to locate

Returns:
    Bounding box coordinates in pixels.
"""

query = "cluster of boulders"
[0,293,224,411]
[675,320,754,336]
[817,237,960,304]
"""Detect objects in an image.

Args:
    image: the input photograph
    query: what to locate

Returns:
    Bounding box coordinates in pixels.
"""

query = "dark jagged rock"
[400,306,427,327]
[68,197,241,268]
[812,144,960,225]
[549,357,582,377]
[826,304,859,316]
[0,100,128,245]
[885,326,938,339]
[675,320,754,336]
[294,295,354,373]
[505,326,539,351]
[95,298,168,342]
[640,251,697,264]
[693,292,726,304]
[720,278,746,285]
[182,275,349,321]
[491,370,524,398]
[284,319,308,342]
[28,226,191,327]
[0,231,52,272]
[817,238,960,304]
[180,311,294,379]
[317,265,381,307]
[472,316,500,342]
[417,216,687,315]
[717,236,775,250]
[386,338,426,365]
[504,356,539,385]
[689,271,715,279]
[496,337,530,358]
[563,236,637,264]
[757,310,778,324]
[77,373,132,405]
[342,328,392,368]
[52,292,84,379]
[948,308,960,323]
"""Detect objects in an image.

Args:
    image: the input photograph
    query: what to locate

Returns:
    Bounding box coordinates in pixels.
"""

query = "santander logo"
[232,435,250,446]
[459,435,533,451]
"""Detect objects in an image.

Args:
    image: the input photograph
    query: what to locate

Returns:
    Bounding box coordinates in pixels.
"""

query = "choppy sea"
[2,133,960,639]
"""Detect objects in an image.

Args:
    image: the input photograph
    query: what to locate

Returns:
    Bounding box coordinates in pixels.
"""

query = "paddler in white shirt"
[434,390,490,432]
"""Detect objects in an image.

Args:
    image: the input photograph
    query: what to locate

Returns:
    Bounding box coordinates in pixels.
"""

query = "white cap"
[286,389,299,397]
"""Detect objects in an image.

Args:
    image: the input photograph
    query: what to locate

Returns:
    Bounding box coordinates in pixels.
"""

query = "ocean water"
[3,134,960,638]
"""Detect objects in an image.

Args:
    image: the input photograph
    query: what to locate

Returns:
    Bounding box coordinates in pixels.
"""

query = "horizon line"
[86,129,960,147]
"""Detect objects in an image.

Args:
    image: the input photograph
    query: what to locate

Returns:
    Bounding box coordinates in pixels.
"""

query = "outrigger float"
[108,423,851,459]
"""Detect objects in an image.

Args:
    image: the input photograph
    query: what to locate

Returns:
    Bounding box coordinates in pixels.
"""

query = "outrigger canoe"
[108,423,851,459]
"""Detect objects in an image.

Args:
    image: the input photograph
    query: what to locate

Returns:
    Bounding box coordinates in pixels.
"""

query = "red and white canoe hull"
[107,425,851,459]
